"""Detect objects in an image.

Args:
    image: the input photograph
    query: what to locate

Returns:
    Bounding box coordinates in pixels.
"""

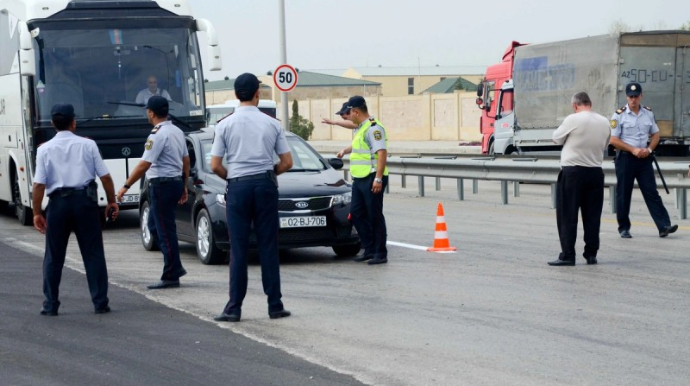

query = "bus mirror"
[206,45,222,71]
[20,49,36,76]
[476,82,483,97]
[195,19,218,46]
[19,22,33,50]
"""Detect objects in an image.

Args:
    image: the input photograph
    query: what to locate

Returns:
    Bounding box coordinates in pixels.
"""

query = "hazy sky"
[192,0,690,81]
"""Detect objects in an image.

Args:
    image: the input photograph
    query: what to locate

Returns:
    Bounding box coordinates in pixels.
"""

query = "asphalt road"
[2,177,690,385]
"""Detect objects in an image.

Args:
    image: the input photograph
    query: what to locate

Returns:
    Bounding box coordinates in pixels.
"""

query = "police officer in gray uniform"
[117,96,190,289]
[610,82,678,238]
[210,73,293,323]
[33,103,120,316]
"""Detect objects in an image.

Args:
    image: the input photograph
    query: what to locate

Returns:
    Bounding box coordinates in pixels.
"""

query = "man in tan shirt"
[548,92,610,266]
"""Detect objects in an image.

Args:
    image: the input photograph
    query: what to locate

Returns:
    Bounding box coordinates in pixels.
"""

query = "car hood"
[201,168,351,197]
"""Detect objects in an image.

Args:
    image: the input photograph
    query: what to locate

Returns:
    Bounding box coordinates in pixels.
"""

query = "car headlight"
[332,192,352,206]
[216,194,226,206]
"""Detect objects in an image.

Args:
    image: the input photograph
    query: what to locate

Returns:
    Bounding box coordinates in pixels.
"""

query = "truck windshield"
[31,25,205,123]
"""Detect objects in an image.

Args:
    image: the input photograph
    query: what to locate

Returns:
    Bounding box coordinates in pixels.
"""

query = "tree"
[267,70,273,75]
[681,21,690,31]
[289,100,314,140]
[224,76,230,81]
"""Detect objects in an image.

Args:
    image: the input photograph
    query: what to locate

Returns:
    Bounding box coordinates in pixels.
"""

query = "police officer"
[610,82,678,238]
[210,73,293,322]
[337,96,389,265]
[116,96,190,289]
[32,103,119,316]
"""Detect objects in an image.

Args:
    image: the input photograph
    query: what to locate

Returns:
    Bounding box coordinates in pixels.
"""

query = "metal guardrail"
[340,157,690,219]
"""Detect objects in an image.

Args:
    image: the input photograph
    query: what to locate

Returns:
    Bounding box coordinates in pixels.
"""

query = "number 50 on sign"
[274,64,298,92]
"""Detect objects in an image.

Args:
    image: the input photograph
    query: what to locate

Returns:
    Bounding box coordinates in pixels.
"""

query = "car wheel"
[196,209,225,265]
[13,173,32,226]
[332,242,361,257]
[140,201,159,251]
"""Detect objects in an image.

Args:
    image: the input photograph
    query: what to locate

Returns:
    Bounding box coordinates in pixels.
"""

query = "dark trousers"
[43,192,108,311]
[148,179,186,281]
[351,173,388,259]
[614,153,671,232]
[223,177,283,314]
[556,166,604,261]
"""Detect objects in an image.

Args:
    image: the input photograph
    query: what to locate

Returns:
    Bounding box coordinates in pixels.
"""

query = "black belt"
[49,186,87,198]
[227,171,271,183]
[149,176,182,183]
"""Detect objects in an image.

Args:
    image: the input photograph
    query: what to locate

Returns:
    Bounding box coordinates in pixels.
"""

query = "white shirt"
[135,88,172,104]
[34,131,110,194]
[552,111,611,167]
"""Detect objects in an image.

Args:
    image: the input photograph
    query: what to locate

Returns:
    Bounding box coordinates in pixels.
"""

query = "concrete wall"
[282,91,482,142]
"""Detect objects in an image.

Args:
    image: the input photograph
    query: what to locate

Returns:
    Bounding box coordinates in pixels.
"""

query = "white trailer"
[0,0,221,224]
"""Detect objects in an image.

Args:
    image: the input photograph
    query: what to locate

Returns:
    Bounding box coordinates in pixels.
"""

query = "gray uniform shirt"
[34,131,110,195]
[141,121,188,179]
[354,117,387,153]
[210,106,290,179]
[610,104,659,149]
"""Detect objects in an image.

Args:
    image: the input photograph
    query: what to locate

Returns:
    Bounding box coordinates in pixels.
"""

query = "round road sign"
[273,64,298,92]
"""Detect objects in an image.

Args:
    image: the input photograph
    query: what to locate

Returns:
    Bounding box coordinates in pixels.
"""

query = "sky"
[191,0,690,81]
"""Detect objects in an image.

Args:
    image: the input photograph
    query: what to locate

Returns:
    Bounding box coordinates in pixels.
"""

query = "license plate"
[280,216,326,228]
[121,194,140,203]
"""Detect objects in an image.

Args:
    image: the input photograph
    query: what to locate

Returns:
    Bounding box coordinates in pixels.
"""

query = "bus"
[0,0,222,224]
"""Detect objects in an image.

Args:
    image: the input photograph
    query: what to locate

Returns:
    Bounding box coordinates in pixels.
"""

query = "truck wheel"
[196,209,225,265]
[333,242,361,257]
[13,173,32,226]
[140,201,159,251]
[489,141,495,156]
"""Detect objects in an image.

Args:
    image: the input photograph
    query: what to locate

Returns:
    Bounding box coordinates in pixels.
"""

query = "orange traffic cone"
[427,202,457,252]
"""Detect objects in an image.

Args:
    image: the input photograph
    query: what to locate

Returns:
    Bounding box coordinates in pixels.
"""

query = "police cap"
[335,102,350,116]
[346,95,367,109]
[625,82,642,97]
[51,103,75,120]
[146,95,169,116]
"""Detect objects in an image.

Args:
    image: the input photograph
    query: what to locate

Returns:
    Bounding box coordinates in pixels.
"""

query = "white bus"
[206,100,278,127]
[0,0,221,224]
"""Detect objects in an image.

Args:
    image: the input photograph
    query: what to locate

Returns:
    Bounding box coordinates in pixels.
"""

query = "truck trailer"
[477,31,690,156]
[0,0,222,225]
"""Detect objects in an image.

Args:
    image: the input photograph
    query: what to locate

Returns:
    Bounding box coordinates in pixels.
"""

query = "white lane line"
[387,240,457,253]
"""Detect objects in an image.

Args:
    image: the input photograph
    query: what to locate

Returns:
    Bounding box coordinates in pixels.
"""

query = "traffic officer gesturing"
[610,82,678,238]
[210,73,293,323]
[338,96,389,265]
[116,96,190,289]
[33,103,119,316]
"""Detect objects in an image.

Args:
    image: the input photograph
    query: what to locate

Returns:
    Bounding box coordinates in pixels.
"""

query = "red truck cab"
[477,41,525,154]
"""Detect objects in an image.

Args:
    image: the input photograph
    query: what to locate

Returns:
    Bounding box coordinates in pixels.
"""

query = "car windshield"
[200,136,326,172]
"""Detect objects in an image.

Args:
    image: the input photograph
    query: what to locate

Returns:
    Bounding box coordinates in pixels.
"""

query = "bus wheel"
[13,173,32,226]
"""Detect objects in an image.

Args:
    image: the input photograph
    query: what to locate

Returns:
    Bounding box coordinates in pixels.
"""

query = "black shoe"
[619,230,632,238]
[40,308,58,316]
[178,269,188,278]
[659,224,678,238]
[147,280,180,289]
[269,309,291,319]
[367,257,388,265]
[584,256,598,265]
[547,259,575,266]
[95,306,111,314]
[214,312,241,322]
[352,254,374,262]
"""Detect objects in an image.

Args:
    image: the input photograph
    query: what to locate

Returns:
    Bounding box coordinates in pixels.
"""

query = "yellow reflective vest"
[350,117,388,178]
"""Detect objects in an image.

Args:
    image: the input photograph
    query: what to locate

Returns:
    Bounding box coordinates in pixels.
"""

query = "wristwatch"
[374,178,383,183]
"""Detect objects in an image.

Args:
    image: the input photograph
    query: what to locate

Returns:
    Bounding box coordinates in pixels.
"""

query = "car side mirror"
[328,158,344,170]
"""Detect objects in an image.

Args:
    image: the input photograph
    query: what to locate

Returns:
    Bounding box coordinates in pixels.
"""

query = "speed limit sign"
[273,64,298,92]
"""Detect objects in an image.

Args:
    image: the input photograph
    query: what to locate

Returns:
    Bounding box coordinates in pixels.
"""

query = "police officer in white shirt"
[610,82,678,239]
[117,96,190,289]
[210,73,293,323]
[32,103,120,316]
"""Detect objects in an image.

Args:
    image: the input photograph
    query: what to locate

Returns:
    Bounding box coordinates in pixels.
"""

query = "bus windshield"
[32,25,205,123]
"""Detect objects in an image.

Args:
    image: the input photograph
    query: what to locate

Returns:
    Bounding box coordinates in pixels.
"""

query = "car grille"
[278,196,333,212]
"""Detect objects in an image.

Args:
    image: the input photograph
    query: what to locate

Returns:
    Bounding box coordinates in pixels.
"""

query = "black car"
[138,129,361,264]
